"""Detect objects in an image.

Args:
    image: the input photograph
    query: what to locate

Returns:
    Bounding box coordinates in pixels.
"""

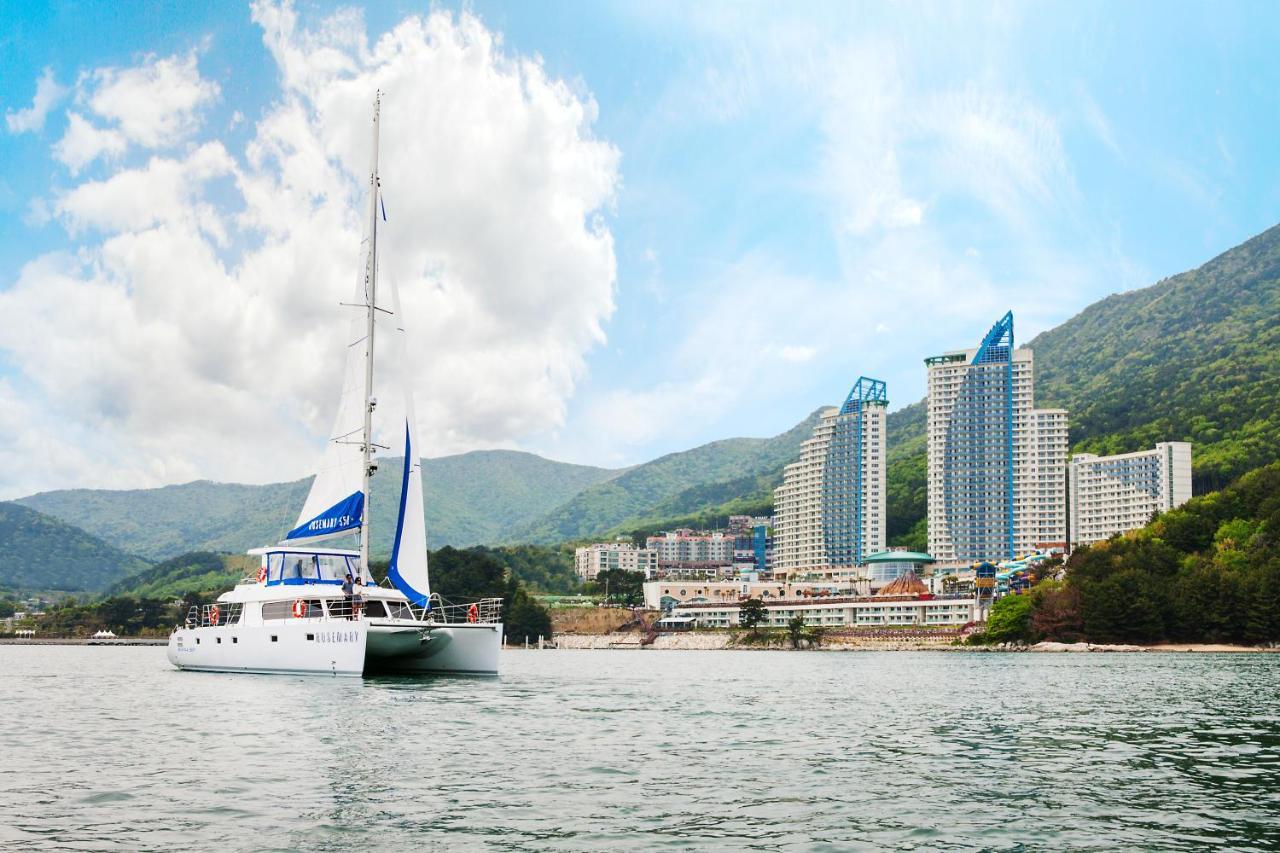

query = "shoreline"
[3,636,1276,653]
[549,633,1280,653]
[0,637,168,646]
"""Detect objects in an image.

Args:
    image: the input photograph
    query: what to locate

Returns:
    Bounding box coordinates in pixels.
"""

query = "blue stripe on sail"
[285,491,364,541]
[387,423,429,607]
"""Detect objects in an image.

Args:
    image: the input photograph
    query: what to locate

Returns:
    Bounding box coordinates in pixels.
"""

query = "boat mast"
[360,91,381,582]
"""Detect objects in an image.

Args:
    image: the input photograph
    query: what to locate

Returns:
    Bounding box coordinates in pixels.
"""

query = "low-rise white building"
[1068,442,1192,549]
[574,543,660,582]
[673,594,978,629]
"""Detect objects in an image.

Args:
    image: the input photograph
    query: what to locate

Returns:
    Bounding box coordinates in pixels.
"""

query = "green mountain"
[0,502,150,591]
[509,409,824,544]
[1028,224,1280,489]
[107,551,254,600]
[882,222,1280,544]
[17,450,618,560]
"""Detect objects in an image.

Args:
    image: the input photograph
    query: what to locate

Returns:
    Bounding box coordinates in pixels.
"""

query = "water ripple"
[2,647,1279,851]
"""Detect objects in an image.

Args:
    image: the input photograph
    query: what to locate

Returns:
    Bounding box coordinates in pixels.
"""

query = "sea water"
[1,646,1277,851]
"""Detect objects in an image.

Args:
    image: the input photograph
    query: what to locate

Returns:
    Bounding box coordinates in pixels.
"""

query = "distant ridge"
[17,450,617,560]
[508,409,825,543]
[0,502,149,591]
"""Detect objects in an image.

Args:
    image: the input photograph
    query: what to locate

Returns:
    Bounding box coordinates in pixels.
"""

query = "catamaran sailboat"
[167,95,502,676]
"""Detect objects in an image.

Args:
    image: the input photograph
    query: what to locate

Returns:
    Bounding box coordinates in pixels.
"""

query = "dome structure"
[862,550,934,583]
[877,569,927,597]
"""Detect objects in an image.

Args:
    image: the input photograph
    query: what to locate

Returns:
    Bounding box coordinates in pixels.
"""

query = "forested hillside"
[510,410,823,543]
[107,551,256,600]
[0,502,149,591]
[988,461,1280,646]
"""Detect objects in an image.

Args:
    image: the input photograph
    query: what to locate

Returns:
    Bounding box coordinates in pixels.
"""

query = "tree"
[429,547,506,601]
[984,595,1035,644]
[504,576,553,645]
[588,569,645,606]
[786,615,806,649]
[739,598,767,636]
[1030,580,1083,642]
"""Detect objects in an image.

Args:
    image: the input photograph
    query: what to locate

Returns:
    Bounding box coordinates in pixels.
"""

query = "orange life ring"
[466,603,479,624]
[209,604,220,625]
[257,566,267,583]
[292,600,307,619]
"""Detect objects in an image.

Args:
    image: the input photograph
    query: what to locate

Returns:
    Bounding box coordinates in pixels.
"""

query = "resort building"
[1068,442,1193,549]
[574,543,660,582]
[669,571,978,629]
[643,577,849,611]
[925,313,1069,564]
[773,377,888,582]
[645,529,736,570]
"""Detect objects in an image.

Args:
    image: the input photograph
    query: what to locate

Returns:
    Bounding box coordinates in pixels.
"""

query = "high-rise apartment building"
[1068,442,1192,549]
[773,377,887,580]
[925,313,1068,563]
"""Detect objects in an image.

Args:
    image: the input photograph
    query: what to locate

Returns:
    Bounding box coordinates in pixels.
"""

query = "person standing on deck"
[341,573,355,619]
[352,578,365,620]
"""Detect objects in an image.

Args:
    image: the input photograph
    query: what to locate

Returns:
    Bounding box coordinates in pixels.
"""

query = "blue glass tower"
[823,376,888,567]
[933,312,1016,562]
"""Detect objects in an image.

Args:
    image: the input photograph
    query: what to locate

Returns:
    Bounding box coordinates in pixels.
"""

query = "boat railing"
[184,602,244,628]
[429,597,503,625]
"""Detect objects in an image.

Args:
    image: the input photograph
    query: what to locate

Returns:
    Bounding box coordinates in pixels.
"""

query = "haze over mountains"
[4,223,1280,591]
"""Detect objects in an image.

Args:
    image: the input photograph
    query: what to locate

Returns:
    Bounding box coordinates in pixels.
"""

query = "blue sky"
[2,1,1279,496]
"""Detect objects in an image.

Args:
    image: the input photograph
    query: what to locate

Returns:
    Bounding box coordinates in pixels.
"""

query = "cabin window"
[316,555,349,582]
[262,601,294,621]
[386,602,416,621]
[267,553,284,583]
[271,635,278,642]
[282,555,318,582]
[362,600,387,618]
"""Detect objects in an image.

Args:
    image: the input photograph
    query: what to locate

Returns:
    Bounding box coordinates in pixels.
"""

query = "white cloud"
[51,51,219,173]
[919,84,1071,226]
[54,142,235,239]
[87,52,219,148]
[1,4,619,499]
[773,344,817,363]
[6,67,68,134]
[52,112,127,173]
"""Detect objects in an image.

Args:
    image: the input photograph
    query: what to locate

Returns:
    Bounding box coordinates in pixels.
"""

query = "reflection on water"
[2,647,1278,851]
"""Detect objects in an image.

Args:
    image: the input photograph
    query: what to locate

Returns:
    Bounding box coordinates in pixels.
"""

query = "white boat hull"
[167,619,502,677]
[365,621,502,676]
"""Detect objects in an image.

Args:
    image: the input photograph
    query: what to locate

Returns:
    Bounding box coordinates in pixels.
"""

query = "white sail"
[285,246,372,546]
[384,255,431,606]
